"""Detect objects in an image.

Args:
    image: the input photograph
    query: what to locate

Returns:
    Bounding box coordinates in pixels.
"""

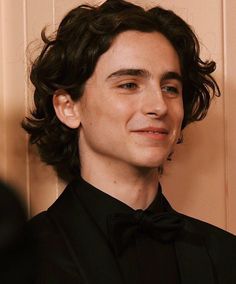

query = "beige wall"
[0,0,235,234]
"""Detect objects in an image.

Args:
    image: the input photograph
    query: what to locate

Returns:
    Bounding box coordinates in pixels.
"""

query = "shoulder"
[180,213,236,269]
[26,211,81,282]
[26,211,55,242]
[26,211,65,251]
[180,213,236,243]
[26,210,71,261]
[26,211,60,259]
[26,182,76,240]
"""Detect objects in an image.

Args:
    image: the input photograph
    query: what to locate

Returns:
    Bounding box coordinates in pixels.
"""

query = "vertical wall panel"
[0,0,28,205]
[0,0,6,179]
[26,0,58,216]
[223,0,236,234]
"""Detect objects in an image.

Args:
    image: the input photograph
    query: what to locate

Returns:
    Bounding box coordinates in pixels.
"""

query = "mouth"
[131,127,169,140]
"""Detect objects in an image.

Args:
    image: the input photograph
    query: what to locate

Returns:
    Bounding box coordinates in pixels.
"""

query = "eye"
[162,85,180,96]
[118,82,138,90]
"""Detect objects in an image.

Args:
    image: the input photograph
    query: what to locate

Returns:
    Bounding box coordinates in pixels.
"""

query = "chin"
[132,157,167,170]
[137,150,170,166]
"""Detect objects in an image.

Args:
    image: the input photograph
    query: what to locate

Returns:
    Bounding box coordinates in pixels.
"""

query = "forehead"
[92,30,181,79]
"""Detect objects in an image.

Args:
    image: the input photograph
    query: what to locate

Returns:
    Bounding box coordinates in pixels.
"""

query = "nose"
[141,87,168,118]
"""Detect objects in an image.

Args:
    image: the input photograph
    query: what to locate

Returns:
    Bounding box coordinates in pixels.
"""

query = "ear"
[53,89,81,129]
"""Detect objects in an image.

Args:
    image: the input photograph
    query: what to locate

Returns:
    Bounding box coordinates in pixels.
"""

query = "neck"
[80,158,160,210]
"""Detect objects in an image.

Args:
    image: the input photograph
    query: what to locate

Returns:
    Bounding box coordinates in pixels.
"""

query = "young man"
[23,0,236,283]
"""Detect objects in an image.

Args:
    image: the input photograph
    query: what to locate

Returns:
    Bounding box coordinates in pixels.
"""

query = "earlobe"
[53,89,81,129]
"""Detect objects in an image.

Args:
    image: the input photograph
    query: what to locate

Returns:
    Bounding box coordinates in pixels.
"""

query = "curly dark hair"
[22,0,220,182]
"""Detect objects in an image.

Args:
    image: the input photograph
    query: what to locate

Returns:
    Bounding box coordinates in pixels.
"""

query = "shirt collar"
[74,176,165,239]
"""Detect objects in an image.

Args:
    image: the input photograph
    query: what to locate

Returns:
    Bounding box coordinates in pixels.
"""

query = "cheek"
[170,101,184,126]
[82,100,132,135]
[101,98,136,126]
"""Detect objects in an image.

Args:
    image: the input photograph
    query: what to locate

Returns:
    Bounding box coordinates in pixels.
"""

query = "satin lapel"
[47,184,123,284]
[175,220,216,284]
[161,193,216,284]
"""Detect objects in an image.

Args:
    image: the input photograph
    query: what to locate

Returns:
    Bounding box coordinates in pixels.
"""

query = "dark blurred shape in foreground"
[0,180,36,283]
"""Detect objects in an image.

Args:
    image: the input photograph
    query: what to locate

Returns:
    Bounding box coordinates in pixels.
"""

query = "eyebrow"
[106,68,182,83]
[161,71,183,84]
[106,68,150,80]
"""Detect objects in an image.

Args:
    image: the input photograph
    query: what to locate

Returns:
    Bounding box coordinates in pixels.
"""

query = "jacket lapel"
[47,183,123,284]
[161,193,216,284]
[175,219,216,284]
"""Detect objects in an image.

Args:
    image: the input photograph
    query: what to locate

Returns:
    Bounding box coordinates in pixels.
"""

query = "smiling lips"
[132,127,169,140]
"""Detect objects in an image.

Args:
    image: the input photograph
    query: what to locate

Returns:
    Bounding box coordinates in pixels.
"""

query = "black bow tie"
[107,210,184,255]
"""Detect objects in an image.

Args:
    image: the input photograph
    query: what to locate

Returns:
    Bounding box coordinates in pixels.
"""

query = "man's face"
[77,31,184,171]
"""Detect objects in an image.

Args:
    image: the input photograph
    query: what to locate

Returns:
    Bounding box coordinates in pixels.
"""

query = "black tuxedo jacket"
[28,182,236,284]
